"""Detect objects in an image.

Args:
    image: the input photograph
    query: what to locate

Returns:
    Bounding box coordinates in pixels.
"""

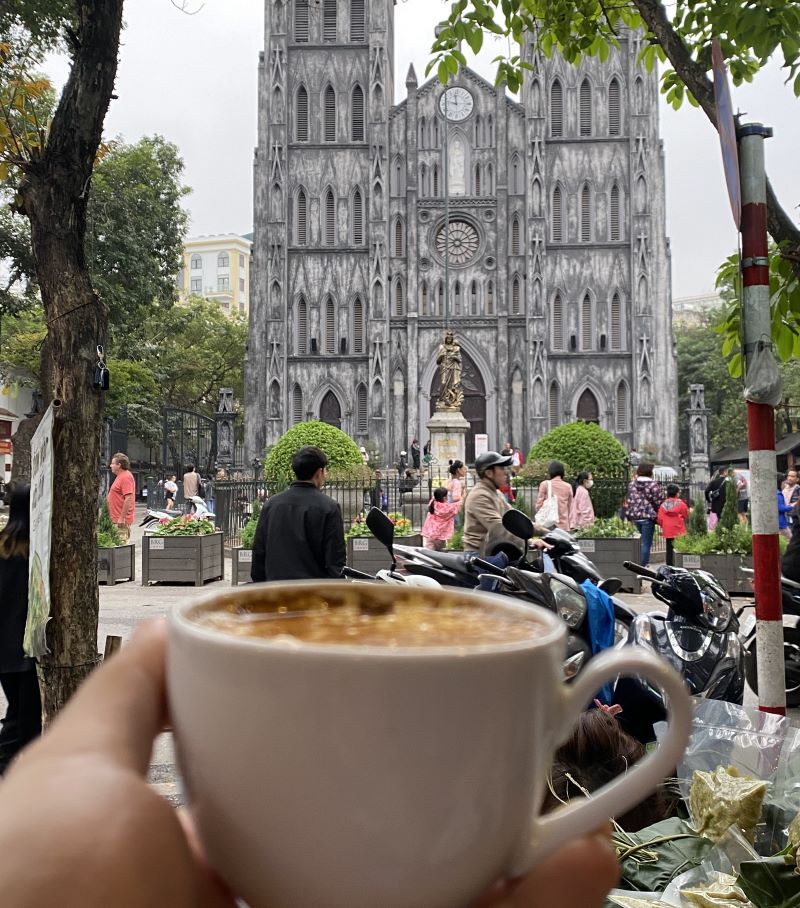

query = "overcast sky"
[46,0,800,299]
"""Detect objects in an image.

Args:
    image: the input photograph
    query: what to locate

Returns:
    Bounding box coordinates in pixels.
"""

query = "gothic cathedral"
[245,0,678,465]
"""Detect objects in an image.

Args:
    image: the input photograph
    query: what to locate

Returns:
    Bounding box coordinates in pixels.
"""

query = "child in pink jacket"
[421,487,462,551]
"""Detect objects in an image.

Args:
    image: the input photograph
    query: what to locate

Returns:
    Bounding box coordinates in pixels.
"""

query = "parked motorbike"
[738,566,800,708]
[614,561,745,742]
[139,495,215,530]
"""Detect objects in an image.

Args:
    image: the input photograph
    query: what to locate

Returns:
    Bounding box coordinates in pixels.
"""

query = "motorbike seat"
[413,550,473,575]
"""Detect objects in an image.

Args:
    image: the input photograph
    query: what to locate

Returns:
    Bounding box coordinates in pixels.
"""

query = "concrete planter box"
[576,536,642,594]
[142,532,224,586]
[347,534,422,574]
[98,544,135,585]
[231,546,254,586]
[675,553,753,593]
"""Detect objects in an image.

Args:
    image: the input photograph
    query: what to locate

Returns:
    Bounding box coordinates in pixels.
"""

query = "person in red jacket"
[657,483,689,566]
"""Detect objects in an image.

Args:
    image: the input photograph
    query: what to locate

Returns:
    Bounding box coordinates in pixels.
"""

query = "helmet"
[475,451,513,476]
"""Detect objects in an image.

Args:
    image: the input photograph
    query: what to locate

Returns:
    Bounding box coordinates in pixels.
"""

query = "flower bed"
[574,519,642,593]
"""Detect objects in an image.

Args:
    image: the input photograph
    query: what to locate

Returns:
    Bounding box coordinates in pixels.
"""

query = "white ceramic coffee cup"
[168,582,692,908]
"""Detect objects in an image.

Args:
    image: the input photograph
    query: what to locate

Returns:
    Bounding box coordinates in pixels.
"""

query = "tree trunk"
[15,0,124,720]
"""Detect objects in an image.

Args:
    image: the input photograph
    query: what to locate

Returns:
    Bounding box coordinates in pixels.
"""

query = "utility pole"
[739,122,785,715]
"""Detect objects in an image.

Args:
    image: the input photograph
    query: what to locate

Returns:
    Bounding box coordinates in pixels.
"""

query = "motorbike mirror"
[502,508,534,541]
[366,507,396,567]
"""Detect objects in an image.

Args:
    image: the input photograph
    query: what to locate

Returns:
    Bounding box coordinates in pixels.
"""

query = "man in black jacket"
[251,445,346,582]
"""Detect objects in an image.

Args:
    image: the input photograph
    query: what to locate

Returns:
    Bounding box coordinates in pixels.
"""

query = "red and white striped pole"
[739,122,785,715]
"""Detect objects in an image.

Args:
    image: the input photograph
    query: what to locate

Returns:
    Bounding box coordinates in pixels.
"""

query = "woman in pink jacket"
[421,487,462,551]
[570,471,596,530]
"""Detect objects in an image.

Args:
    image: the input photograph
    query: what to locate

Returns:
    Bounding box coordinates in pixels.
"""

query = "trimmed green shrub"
[264,420,364,481]
[98,500,122,548]
[529,422,626,478]
[687,498,708,536]
[716,476,738,535]
[240,499,262,550]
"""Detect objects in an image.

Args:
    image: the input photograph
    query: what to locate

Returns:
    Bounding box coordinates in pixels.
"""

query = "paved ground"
[1,504,790,803]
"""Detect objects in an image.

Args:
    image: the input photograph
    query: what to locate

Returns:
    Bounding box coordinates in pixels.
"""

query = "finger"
[504,829,619,908]
[178,810,238,908]
[36,619,168,775]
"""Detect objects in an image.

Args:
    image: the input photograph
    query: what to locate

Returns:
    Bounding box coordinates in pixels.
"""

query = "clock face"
[439,87,474,121]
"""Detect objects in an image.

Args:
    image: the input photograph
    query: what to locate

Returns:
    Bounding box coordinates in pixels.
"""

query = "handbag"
[534,480,559,530]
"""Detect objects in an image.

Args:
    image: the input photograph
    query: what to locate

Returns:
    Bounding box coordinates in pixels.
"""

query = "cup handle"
[508,647,693,878]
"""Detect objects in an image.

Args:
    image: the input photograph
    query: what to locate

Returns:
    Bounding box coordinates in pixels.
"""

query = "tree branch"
[632,0,800,252]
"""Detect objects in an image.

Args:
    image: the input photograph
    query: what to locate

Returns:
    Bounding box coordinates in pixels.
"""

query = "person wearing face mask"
[570,471,596,531]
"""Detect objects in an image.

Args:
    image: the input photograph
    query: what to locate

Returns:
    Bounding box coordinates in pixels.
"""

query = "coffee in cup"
[169,581,691,908]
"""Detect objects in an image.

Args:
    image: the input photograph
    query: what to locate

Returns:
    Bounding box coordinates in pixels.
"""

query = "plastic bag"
[655,700,800,854]
[743,340,782,408]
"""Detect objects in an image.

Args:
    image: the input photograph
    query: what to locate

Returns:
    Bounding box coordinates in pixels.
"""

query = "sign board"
[712,38,741,229]
[682,555,702,569]
[474,434,489,459]
[352,538,370,551]
[149,538,165,550]
[25,404,55,657]
[579,539,596,553]
[238,548,253,562]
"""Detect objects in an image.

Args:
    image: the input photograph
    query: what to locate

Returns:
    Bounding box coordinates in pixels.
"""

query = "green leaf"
[466,28,483,54]
[738,857,800,908]
[778,327,795,361]
[437,59,449,84]
[729,352,743,378]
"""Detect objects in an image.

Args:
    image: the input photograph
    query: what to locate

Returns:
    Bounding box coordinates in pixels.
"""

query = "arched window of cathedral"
[350,187,364,244]
[579,78,592,136]
[418,116,426,148]
[351,85,365,141]
[486,280,495,315]
[296,297,308,354]
[420,281,429,315]
[217,252,229,268]
[487,115,494,145]
[580,293,593,350]
[356,383,368,434]
[634,77,644,115]
[635,175,647,214]
[474,163,481,197]
[292,384,304,424]
[295,189,308,245]
[510,154,523,194]
[294,0,309,42]
[548,381,561,429]
[576,389,600,423]
[638,275,649,313]
[453,281,462,316]
[432,164,440,197]
[551,293,564,350]
[532,177,542,216]
[324,84,336,141]
[580,183,591,242]
[269,380,280,419]
[296,85,309,142]
[608,77,621,135]
[551,184,563,242]
[474,115,481,145]
[393,278,405,316]
[433,118,439,147]
[391,156,405,196]
[510,214,521,255]
[353,296,365,353]
[511,276,522,315]
[610,183,621,241]
[486,163,494,194]
[324,188,336,246]
[610,292,623,351]
[550,79,563,137]
[470,280,479,315]
[393,217,404,256]
[324,296,336,354]
[350,0,365,41]
[615,382,630,432]
[436,281,444,316]
[323,0,336,40]
[419,163,428,196]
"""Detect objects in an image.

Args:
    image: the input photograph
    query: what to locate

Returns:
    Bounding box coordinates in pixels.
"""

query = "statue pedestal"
[690,455,710,488]
[427,407,470,468]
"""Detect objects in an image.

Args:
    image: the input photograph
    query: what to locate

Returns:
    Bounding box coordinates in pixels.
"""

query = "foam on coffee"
[190,588,545,648]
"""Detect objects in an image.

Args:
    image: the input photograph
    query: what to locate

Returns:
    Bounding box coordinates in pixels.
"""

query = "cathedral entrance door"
[430,348,486,464]
[576,389,600,424]
[319,390,342,429]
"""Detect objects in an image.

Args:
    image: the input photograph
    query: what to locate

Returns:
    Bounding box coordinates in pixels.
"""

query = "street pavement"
[1,505,792,805]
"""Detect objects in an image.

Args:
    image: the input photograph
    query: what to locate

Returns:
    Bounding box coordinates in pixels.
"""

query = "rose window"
[435,220,480,266]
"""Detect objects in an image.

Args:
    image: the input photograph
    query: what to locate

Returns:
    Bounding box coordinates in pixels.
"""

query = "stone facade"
[245,0,678,465]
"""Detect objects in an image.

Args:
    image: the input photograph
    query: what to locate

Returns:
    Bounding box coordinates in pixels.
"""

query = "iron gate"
[161,407,217,477]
